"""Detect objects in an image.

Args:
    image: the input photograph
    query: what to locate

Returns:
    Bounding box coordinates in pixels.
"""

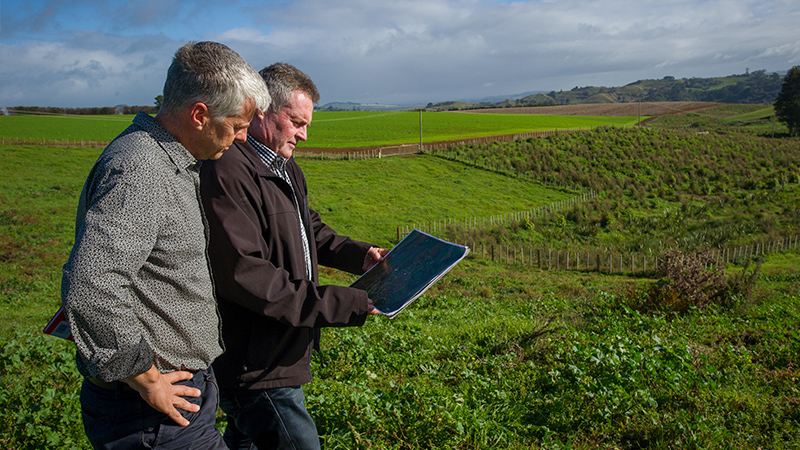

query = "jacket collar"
[233,137,277,178]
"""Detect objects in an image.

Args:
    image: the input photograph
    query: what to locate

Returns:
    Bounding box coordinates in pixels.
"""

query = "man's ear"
[188,102,210,130]
[254,108,266,122]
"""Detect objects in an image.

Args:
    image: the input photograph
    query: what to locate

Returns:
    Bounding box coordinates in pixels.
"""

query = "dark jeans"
[218,386,320,450]
[80,367,227,450]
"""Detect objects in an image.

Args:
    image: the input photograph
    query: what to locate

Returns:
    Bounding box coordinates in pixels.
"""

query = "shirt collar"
[133,111,197,171]
[248,134,289,174]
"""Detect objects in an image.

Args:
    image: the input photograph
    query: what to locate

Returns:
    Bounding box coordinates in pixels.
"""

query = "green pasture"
[3,118,799,448]
[303,155,571,247]
[0,146,101,337]
[0,111,641,148]
[0,114,132,141]
[0,145,571,337]
[306,111,640,148]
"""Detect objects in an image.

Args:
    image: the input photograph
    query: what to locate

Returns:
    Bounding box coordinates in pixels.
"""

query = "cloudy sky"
[1,0,798,108]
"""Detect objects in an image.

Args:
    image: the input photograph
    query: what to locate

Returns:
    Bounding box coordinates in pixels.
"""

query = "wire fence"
[0,137,110,148]
[421,128,591,151]
[451,234,800,275]
[296,127,594,160]
[396,190,598,241]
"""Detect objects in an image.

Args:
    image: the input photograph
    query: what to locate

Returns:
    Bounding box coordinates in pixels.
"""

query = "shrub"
[638,250,759,313]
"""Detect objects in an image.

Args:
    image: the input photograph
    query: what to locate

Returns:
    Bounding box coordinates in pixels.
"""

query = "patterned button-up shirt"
[248,134,313,279]
[61,111,223,381]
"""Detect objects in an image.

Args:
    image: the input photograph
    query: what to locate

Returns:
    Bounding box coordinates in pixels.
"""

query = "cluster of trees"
[4,105,158,116]
[4,96,164,116]
[774,66,800,136]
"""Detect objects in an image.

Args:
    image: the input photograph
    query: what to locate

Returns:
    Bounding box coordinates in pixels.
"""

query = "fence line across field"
[298,127,592,160]
[396,190,598,242]
[0,137,110,148]
[445,234,800,275]
[3,127,591,153]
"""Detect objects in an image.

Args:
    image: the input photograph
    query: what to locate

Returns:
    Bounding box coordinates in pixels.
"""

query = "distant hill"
[454,91,545,104]
[428,70,786,111]
[317,92,545,112]
[317,102,419,112]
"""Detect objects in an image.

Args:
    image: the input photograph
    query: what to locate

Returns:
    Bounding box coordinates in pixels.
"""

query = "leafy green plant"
[0,332,86,449]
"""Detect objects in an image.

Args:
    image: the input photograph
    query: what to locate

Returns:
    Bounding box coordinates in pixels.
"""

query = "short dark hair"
[259,63,319,112]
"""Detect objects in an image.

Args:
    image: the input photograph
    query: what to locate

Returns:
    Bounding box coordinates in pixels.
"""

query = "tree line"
[2,105,158,116]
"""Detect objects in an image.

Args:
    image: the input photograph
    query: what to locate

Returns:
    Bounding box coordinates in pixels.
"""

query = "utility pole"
[419,108,423,151]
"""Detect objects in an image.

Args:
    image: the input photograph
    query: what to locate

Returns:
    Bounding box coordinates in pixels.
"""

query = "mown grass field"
[307,111,640,148]
[2,104,799,448]
[0,110,641,148]
[0,114,133,141]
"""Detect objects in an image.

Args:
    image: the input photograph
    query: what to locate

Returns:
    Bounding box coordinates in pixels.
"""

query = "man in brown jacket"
[199,63,386,450]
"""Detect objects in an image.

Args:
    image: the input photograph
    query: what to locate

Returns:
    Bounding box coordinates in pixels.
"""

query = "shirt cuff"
[94,337,155,382]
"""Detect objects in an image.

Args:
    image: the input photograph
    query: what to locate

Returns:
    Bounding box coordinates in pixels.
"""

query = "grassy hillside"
[430,72,785,110]
[645,104,785,136]
[302,155,573,247]
[429,125,800,257]
[2,114,799,448]
[0,146,575,338]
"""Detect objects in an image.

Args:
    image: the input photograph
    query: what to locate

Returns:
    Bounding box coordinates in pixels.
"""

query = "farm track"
[297,102,720,154]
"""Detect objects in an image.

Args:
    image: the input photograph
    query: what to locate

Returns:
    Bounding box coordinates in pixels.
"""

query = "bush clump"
[638,249,759,313]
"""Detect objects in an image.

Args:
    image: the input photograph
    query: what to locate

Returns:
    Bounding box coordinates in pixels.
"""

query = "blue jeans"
[218,386,320,450]
[80,368,227,450]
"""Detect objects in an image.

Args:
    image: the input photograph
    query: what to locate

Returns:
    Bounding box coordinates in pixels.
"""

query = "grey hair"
[258,63,319,112]
[160,41,271,121]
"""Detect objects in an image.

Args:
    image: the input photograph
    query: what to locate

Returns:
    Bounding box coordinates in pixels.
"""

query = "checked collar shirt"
[248,134,314,280]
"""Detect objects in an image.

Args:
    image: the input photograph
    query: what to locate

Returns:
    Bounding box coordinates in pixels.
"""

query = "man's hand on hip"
[123,365,201,426]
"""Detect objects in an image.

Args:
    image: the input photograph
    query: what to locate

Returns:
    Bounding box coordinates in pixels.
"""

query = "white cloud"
[0,34,176,107]
[1,0,798,107]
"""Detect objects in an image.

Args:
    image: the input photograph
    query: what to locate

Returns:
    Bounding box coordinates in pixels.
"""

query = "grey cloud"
[0,33,175,107]
[2,0,798,107]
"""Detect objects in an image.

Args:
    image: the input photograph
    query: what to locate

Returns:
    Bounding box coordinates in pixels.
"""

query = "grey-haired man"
[61,41,270,449]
